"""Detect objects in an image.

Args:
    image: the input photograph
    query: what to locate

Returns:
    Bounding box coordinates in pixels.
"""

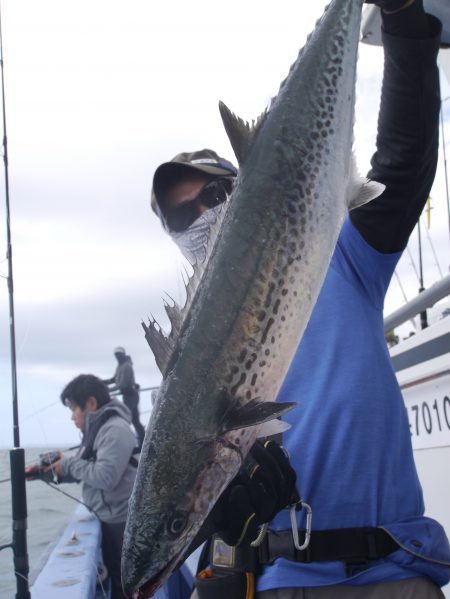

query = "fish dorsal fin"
[347,152,385,211]
[144,203,228,376]
[222,399,296,433]
[219,101,267,165]
[163,294,183,338]
[142,317,175,375]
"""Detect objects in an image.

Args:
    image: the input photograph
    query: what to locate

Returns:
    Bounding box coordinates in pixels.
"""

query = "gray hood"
[84,397,132,435]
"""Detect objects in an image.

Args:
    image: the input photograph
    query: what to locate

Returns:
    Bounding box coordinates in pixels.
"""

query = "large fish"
[122,0,384,596]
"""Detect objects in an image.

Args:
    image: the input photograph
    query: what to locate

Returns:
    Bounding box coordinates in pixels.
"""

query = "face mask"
[170,204,224,265]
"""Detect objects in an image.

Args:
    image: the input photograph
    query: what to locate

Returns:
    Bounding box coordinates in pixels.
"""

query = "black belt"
[259,527,399,572]
[209,527,399,576]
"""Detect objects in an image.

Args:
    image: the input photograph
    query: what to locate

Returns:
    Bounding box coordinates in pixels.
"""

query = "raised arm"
[350,2,442,253]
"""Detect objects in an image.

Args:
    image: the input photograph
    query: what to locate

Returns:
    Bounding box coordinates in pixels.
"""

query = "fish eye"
[167,512,188,538]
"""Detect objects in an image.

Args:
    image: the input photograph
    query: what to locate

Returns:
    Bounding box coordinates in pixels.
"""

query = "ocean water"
[0,448,82,597]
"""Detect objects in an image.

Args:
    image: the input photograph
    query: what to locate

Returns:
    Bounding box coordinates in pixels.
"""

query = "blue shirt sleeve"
[332,218,402,311]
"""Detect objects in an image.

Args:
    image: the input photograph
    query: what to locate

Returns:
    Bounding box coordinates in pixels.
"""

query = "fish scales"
[122,0,383,596]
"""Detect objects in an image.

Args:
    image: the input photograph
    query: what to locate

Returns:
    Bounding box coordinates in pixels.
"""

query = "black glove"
[189,440,299,553]
[365,0,413,12]
[25,464,58,483]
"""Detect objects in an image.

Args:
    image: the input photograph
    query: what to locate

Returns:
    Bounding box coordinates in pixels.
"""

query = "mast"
[417,220,428,330]
[0,3,31,597]
[441,95,450,255]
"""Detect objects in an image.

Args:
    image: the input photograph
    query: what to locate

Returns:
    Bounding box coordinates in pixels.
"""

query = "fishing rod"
[0,2,31,597]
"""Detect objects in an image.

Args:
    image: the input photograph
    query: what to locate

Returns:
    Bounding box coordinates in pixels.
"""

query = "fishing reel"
[25,450,61,482]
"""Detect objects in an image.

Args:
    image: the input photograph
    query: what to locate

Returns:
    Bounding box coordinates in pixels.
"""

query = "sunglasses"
[165,178,231,233]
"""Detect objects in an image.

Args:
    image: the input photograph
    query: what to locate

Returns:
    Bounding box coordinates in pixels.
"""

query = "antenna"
[0,2,31,597]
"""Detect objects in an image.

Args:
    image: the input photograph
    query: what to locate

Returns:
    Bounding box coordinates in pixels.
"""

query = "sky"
[0,1,449,448]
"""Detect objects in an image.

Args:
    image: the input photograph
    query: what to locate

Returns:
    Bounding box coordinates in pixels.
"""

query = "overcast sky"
[0,1,449,449]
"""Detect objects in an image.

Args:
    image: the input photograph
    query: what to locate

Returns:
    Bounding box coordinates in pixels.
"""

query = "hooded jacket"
[109,355,136,395]
[60,399,136,523]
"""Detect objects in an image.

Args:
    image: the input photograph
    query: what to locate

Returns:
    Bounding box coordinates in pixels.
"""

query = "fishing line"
[13,570,29,583]
[95,561,109,599]
[41,481,114,597]
[0,531,13,547]
[440,95,450,248]
[21,400,60,422]
[393,270,409,305]
[423,217,444,279]
[0,537,13,551]
[406,245,421,285]
[43,480,100,520]
[393,270,417,332]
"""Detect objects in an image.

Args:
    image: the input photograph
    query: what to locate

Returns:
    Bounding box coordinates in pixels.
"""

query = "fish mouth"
[129,555,181,599]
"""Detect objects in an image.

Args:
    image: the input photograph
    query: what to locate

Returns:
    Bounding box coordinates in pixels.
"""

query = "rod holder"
[10,448,31,599]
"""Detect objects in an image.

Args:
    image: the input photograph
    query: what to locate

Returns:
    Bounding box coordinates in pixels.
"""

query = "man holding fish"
[123,0,450,597]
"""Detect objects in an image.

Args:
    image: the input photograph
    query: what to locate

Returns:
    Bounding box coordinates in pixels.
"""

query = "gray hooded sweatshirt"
[60,399,136,523]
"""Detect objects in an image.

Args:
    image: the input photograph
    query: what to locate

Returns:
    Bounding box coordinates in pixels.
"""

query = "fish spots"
[261,317,275,344]
[273,299,281,315]
[231,372,246,396]
[264,282,276,309]
[251,374,258,387]
[245,353,258,370]
[237,349,247,364]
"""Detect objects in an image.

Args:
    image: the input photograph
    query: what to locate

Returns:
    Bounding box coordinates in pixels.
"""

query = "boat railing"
[384,273,450,332]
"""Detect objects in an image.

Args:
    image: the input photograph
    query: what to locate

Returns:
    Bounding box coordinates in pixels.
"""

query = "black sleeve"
[350,13,442,254]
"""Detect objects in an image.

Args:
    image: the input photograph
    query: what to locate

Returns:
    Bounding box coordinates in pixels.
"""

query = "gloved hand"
[365,0,415,13]
[189,440,299,553]
[25,462,59,483]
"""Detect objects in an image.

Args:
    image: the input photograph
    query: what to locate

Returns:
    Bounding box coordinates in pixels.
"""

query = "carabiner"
[290,501,313,551]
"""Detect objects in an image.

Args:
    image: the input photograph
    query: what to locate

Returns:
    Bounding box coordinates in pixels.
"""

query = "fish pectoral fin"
[348,153,385,210]
[222,399,296,433]
[348,178,385,211]
[219,101,267,165]
[257,418,291,438]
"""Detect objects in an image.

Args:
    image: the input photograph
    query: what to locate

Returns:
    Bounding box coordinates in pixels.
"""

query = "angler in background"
[103,346,146,449]
[26,374,136,599]
[149,1,450,597]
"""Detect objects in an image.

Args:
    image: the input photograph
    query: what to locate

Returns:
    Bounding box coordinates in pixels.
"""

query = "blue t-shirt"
[257,218,450,590]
